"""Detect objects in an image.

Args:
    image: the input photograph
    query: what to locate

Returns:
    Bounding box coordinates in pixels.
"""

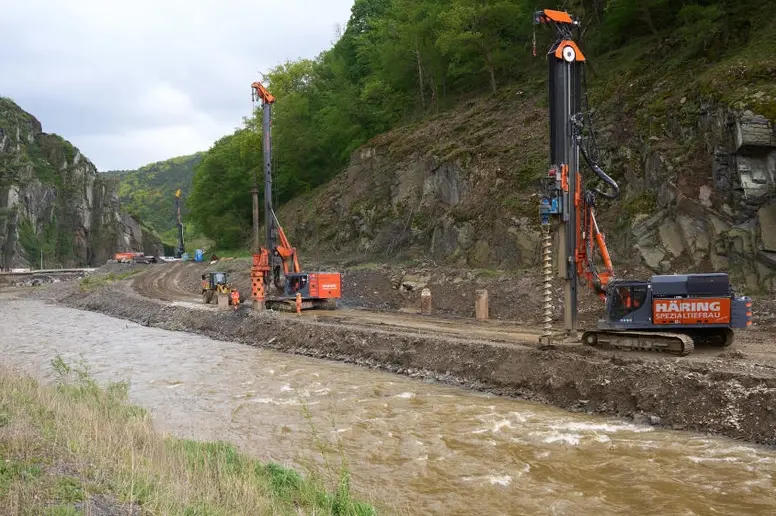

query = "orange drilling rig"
[534,9,752,355]
[249,80,342,311]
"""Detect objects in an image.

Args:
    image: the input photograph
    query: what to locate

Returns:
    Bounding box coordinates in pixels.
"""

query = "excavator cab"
[605,281,649,322]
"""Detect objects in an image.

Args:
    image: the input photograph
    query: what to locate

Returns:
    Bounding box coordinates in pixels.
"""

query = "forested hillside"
[188,0,776,291]
[104,153,203,246]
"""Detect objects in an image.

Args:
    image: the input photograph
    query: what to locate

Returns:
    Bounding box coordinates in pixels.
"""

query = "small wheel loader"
[201,272,240,308]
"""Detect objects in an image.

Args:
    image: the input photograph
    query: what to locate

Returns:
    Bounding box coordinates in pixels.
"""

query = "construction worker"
[231,289,240,311]
[296,292,302,315]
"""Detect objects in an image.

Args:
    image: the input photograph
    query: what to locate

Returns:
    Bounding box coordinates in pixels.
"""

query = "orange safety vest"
[231,290,239,304]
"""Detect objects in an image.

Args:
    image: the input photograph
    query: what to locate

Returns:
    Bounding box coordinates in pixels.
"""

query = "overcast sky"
[1,0,354,171]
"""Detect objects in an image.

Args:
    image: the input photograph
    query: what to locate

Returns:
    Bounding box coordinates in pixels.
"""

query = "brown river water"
[1,297,775,515]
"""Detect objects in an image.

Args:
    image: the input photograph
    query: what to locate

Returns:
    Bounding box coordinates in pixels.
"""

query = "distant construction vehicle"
[249,80,342,311]
[114,252,157,264]
[174,189,185,259]
[534,9,752,355]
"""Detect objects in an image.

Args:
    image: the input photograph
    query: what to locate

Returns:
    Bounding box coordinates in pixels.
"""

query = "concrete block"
[420,288,432,314]
[475,289,488,321]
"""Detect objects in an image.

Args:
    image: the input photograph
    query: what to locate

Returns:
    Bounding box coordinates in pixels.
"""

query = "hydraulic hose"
[579,143,620,200]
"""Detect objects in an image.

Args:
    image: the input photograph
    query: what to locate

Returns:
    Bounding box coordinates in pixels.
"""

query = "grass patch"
[78,270,140,292]
[0,357,377,515]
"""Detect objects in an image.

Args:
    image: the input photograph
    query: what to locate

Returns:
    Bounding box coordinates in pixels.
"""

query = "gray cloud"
[0,0,353,170]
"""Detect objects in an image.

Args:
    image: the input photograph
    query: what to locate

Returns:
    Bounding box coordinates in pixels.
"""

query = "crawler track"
[582,330,695,356]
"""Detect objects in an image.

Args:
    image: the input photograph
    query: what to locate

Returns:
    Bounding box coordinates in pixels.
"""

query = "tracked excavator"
[249,80,342,311]
[533,9,752,356]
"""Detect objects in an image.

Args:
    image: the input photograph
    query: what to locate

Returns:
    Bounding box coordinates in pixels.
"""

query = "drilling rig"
[174,189,185,259]
[534,9,752,356]
[249,80,342,311]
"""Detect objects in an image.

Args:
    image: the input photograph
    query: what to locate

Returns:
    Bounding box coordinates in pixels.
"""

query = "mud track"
[132,262,776,368]
[40,262,776,446]
[132,262,544,344]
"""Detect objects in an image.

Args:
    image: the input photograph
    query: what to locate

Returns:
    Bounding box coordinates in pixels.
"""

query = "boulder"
[658,219,685,258]
[699,185,713,207]
[469,240,492,268]
[400,274,430,292]
[422,161,466,207]
[729,225,755,256]
[758,203,776,252]
[636,243,665,270]
[430,217,458,259]
[677,214,710,266]
[735,115,775,150]
[457,222,475,250]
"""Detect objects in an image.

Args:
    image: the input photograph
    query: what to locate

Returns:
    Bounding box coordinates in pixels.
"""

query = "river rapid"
[1,296,775,515]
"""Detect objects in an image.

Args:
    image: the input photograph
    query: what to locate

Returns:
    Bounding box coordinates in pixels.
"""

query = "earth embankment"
[39,263,776,446]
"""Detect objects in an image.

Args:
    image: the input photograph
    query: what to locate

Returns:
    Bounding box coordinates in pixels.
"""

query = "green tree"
[437,0,527,93]
[188,130,260,249]
[368,0,449,109]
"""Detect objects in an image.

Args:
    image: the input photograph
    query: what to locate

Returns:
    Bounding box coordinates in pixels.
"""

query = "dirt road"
[131,261,545,345]
[129,261,776,371]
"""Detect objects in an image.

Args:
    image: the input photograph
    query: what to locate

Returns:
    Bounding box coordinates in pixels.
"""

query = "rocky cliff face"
[279,84,776,293]
[0,98,162,269]
[626,110,776,293]
[280,90,548,272]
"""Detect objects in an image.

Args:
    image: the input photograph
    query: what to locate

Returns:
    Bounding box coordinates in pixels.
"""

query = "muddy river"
[1,297,775,515]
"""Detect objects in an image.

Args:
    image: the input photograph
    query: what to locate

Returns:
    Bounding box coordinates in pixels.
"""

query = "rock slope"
[277,19,776,294]
[0,98,162,269]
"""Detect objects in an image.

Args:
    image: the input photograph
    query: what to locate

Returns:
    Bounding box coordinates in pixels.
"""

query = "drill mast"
[251,81,300,293]
[251,82,277,266]
[535,9,619,337]
[174,189,185,259]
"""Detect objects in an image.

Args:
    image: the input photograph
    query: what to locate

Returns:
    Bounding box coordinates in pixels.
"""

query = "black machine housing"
[600,273,752,331]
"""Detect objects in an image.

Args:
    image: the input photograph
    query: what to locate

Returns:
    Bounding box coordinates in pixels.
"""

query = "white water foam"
[543,433,582,446]
[549,421,653,434]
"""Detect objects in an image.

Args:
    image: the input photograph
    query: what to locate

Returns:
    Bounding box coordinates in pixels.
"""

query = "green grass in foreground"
[0,357,376,515]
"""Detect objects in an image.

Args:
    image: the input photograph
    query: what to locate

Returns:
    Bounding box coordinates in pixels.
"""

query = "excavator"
[533,9,752,356]
[249,80,342,311]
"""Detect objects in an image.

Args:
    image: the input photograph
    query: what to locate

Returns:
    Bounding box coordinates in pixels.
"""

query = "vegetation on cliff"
[1,98,165,268]
[104,153,204,247]
[0,358,375,515]
[186,0,775,253]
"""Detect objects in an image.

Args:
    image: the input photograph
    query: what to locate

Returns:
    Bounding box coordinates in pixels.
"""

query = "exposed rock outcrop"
[280,97,547,271]
[0,98,162,269]
[629,112,776,292]
[279,89,776,293]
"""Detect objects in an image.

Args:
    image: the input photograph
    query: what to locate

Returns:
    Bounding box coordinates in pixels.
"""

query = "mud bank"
[48,283,776,446]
